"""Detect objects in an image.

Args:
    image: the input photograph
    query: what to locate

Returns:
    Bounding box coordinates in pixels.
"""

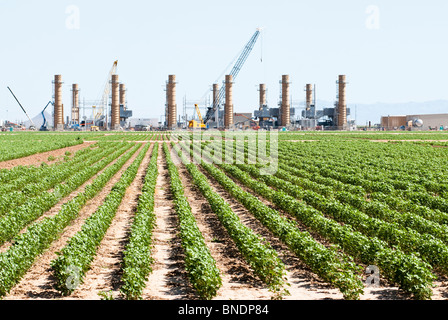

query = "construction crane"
[203,28,262,125]
[188,104,207,129]
[39,101,53,131]
[94,60,118,127]
[7,86,36,130]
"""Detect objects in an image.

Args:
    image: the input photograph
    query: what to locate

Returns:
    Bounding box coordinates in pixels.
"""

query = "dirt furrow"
[142,144,195,300]
[175,161,273,300]
[0,141,95,169]
[0,145,133,254]
[200,160,408,300]
[193,163,344,300]
[2,143,145,300]
[66,143,153,300]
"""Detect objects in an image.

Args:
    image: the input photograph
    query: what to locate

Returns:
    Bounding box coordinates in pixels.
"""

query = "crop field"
[1,131,448,301]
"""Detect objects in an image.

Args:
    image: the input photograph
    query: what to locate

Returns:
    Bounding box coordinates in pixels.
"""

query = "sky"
[1,0,447,124]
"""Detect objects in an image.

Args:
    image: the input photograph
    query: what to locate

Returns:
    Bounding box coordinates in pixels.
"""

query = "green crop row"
[172,143,289,298]
[0,133,84,162]
[0,143,115,216]
[120,144,159,300]
[0,143,135,246]
[201,141,436,299]
[276,163,448,246]
[51,143,150,295]
[188,141,365,300]
[0,142,141,298]
[163,142,222,300]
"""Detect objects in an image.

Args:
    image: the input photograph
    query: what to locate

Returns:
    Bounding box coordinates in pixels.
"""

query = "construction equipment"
[90,126,99,132]
[95,60,118,128]
[40,101,53,131]
[7,86,36,130]
[203,29,262,126]
[188,104,207,129]
[234,113,260,130]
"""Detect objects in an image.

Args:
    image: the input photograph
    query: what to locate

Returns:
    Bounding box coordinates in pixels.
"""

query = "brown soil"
[2,143,145,300]
[0,142,96,169]
[2,141,447,300]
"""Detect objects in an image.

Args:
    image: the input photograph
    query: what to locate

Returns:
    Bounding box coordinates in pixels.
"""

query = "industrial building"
[381,113,448,131]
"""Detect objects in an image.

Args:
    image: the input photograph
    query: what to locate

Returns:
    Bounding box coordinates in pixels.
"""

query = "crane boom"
[7,86,36,129]
[204,29,261,124]
[195,103,204,123]
[96,60,118,122]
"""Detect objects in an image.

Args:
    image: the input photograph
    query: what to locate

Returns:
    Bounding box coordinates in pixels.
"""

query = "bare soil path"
[142,144,195,300]
[0,141,96,169]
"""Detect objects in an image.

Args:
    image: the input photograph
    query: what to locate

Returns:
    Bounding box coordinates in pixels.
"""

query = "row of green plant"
[0,143,95,194]
[163,142,222,300]
[0,142,142,297]
[0,143,135,246]
[0,133,84,162]
[172,142,289,298]
[0,143,115,216]
[201,141,436,299]
[188,142,365,300]
[275,161,448,246]
[278,150,448,225]
[120,144,159,300]
[50,143,150,295]
[278,141,448,197]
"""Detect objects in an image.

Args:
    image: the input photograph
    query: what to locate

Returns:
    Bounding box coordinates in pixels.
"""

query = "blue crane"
[203,29,262,125]
[39,101,53,131]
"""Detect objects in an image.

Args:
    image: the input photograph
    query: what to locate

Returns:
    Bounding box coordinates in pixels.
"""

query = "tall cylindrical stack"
[306,84,313,110]
[281,75,290,127]
[119,83,126,110]
[259,83,266,109]
[337,75,347,129]
[213,83,219,110]
[224,75,234,129]
[54,75,63,131]
[111,74,120,130]
[167,75,177,130]
[71,84,80,124]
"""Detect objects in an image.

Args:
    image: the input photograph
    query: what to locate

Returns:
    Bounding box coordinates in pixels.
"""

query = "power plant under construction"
[6,28,446,133]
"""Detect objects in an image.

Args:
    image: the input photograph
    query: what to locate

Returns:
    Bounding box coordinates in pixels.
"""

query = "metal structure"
[40,101,53,131]
[203,29,261,126]
[298,76,351,130]
[96,60,118,128]
[6,86,36,130]
[188,104,206,129]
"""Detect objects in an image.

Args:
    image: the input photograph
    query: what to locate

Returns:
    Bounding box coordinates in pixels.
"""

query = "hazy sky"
[1,0,447,123]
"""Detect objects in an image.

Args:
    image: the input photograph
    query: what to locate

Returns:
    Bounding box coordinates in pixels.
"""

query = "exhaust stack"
[259,83,266,109]
[337,75,347,130]
[111,74,120,130]
[53,75,63,131]
[167,75,177,130]
[71,84,80,125]
[224,75,234,129]
[280,75,290,127]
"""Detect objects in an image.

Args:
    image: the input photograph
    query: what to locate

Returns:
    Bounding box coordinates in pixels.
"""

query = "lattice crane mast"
[203,29,262,125]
